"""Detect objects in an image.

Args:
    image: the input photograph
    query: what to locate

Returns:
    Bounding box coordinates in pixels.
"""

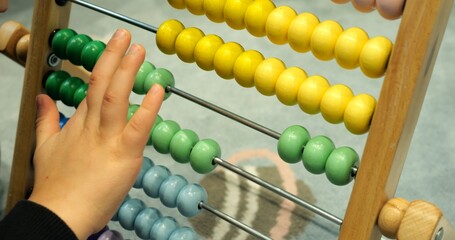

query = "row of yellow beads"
[156,19,376,134]
[167,0,393,78]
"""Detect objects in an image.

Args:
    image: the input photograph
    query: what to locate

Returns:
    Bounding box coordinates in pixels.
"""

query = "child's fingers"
[99,44,145,135]
[85,29,131,127]
[122,84,164,154]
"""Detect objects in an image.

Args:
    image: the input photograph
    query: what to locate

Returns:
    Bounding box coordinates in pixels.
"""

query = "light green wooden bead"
[190,139,221,174]
[277,125,310,163]
[144,68,175,100]
[325,146,359,186]
[127,104,140,121]
[151,120,180,153]
[170,129,200,164]
[133,61,155,95]
[302,136,335,174]
[147,115,163,146]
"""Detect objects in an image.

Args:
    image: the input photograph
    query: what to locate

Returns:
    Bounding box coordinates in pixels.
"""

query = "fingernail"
[113,29,126,39]
[127,44,141,55]
[150,84,164,94]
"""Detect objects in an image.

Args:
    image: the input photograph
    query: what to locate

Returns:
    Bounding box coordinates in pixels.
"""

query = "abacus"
[1,0,454,239]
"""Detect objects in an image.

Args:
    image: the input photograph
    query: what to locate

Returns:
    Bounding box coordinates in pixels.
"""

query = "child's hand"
[28,29,164,239]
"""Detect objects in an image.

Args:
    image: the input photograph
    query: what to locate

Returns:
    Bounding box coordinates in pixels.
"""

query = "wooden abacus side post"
[5,0,72,213]
[339,0,453,239]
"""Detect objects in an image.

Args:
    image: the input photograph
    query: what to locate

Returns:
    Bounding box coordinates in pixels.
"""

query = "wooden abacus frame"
[2,0,454,239]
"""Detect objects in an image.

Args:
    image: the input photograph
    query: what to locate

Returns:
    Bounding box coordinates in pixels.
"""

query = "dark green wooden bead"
[66,34,92,66]
[51,28,77,59]
[73,83,88,108]
[81,40,106,71]
[45,71,70,100]
[59,77,84,107]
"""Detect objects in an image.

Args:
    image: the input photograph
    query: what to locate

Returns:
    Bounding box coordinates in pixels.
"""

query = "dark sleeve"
[0,200,78,240]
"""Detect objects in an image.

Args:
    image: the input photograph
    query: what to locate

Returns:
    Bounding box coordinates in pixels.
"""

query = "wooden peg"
[0,21,30,65]
[15,34,30,64]
[378,198,410,238]
[379,198,455,240]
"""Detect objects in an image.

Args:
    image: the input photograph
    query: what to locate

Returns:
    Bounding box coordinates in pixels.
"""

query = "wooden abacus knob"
[0,20,30,65]
[378,197,410,238]
[15,34,30,64]
[379,198,455,240]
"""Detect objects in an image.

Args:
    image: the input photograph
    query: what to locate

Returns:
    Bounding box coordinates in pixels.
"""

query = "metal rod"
[167,86,281,140]
[199,202,271,240]
[168,85,358,179]
[214,157,344,226]
[69,0,158,33]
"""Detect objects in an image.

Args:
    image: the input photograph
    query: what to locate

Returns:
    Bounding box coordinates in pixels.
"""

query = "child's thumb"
[35,94,60,147]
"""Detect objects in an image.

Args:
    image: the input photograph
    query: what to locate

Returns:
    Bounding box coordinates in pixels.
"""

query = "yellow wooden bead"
[297,75,330,114]
[320,84,353,124]
[344,94,376,134]
[265,6,297,45]
[194,34,225,71]
[275,67,307,106]
[288,12,320,53]
[224,0,252,30]
[213,42,244,79]
[335,27,369,69]
[254,58,286,96]
[156,19,186,55]
[175,27,205,63]
[186,0,205,15]
[204,0,227,23]
[168,0,186,9]
[244,0,276,37]
[233,50,264,88]
[359,36,393,78]
[310,20,343,61]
